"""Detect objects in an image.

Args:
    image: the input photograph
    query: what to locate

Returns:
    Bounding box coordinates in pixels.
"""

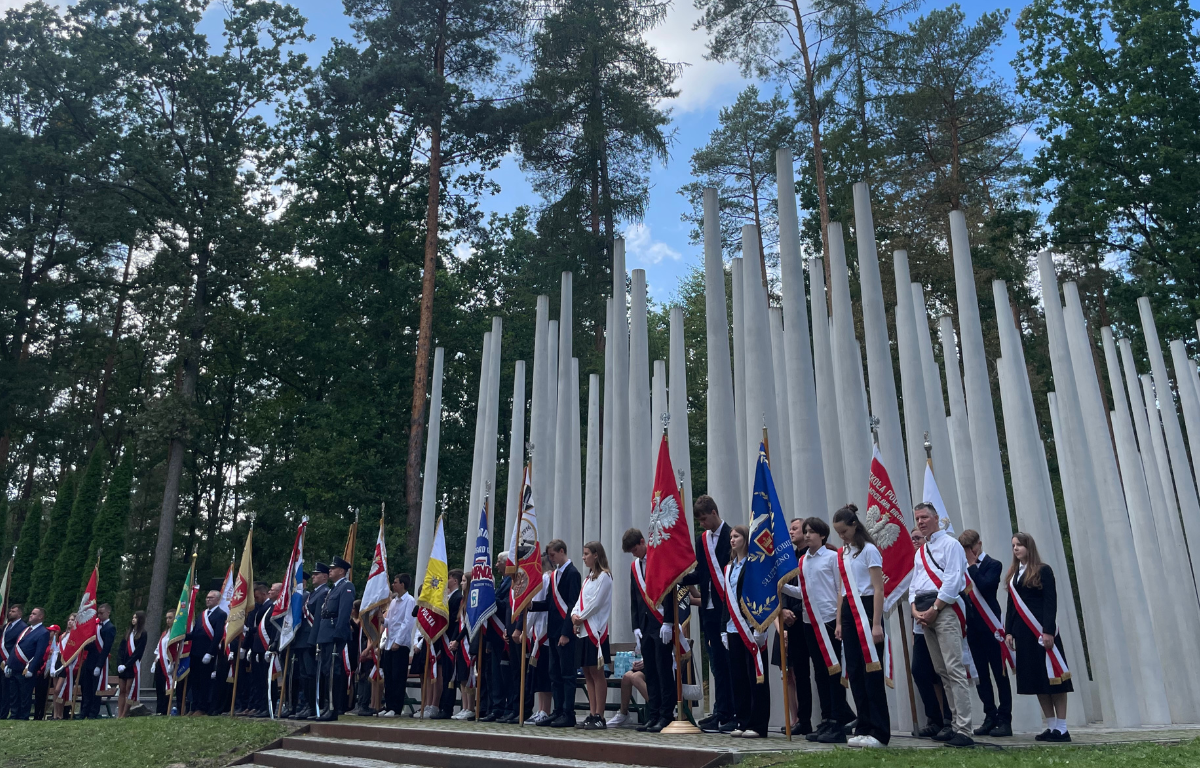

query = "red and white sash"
[798,554,840,674]
[125,633,141,701]
[704,529,727,607]
[201,609,215,639]
[1008,575,1070,683]
[257,611,271,651]
[575,574,609,646]
[722,560,764,683]
[551,568,570,619]
[631,560,664,624]
[837,547,881,672]
[13,626,33,666]
[965,570,1015,671]
[918,547,968,634]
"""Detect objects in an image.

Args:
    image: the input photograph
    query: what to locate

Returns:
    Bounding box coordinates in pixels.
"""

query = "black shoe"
[806,722,828,742]
[780,721,807,735]
[932,726,954,742]
[647,718,668,733]
[718,720,738,734]
[1035,728,1054,741]
[918,723,943,738]
[989,721,1013,737]
[818,727,848,744]
[946,733,975,748]
[295,707,315,720]
[577,714,595,728]
[699,714,719,728]
[1050,730,1071,743]
[842,718,856,734]
[549,714,575,728]
[478,712,498,722]
[315,710,338,722]
[974,715,996,736]
[535,714,556,727]
[500,714,520,724]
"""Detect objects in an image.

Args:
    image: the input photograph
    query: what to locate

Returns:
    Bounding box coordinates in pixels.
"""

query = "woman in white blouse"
[571,540,613,730]
[832,504,890,748]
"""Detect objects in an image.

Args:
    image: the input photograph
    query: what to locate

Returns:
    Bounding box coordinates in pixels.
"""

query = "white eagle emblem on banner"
[865,504,901,549]
[648,491,679,547]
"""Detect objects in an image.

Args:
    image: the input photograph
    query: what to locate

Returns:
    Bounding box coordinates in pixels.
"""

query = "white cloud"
[452,241,474,261]
[626,222,681,265]
[644,3,747,114]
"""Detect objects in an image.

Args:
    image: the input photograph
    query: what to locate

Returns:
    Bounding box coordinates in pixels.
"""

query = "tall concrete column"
[1170,340,1200,501]
[1138,297,1200,552]
[1037,255,1132,725]
[911,284,962,531]
[852,184,911,519]
[653,359,667,437]
[482,319,503,546]
[629,269,653,526]
[731,258,749,510]
[1063,283,1169,724]
[809,256,845,519]
[465,330,493,570]
[553,273,575,550]
[601,300,615,560]
[949,211,1012,555]
[777,148,827,518]
[702,188,741,523]
[531,296,552,518]
[741,226,784,522]
[416,347,445,586]
[893,251,933,510]
[544,320,559,542]
[568,358,583,553]
[828,224,870,511]
[503,360,527,548]
[1102,329,1200,720]
[610,240,632,645]
[769,307,797,515]
[938,316,980,533]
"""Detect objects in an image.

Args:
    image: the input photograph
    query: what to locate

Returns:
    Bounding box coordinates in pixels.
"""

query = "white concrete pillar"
[553,274,575,553]
[911,285,962,532]
[544,319,559,542]
[893,251,933,511]
[416,347,445,587]
[503,360,527,548]
[531,296,552,519]
[629,269,653,526]
[569,358,583,554]
[586,373,601,546]
[601,300,615,562]
[769,307,797,515]
[731,258,749,511]
[828,224,871,512]
[610,240,632,645]
[465,330,493,570]
[938,316,980,533]
[1170,340,1200,510]
[809,256,846,519]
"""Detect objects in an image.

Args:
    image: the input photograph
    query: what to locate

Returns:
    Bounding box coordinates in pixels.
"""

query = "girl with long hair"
[116,610,147,718]
[1005,532,1073,741]
[571,541,613,729]
[832,504,889,747]
[723,524,771,738]
[51,613,78,720]
[152,611,174,715]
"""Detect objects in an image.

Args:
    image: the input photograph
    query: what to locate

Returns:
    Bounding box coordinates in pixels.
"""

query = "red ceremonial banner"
[866,445,916,612]
[644,434,696,607]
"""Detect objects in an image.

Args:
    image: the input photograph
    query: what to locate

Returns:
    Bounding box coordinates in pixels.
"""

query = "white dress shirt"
[908,529,968,606]
[383,591,416,650]
[840,543,882,596]
[783,546,839,624]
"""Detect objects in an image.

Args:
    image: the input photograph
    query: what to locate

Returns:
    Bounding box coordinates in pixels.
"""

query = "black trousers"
[155,665,171,714]
[841,598,890,744]
[189,659,212,714]
[912,633,951,726]
[290,646,314,710]
[701,613,735,722]
[34,674,49,720]
[79,664,100,719]
[968,630,1012,720]
[547,634,576,718]
[727,638,770,736]
[317,642,347,714]
[382,646,409,713]
[640,630,676,723]
[480,644,507,716]
[801,620,854,726]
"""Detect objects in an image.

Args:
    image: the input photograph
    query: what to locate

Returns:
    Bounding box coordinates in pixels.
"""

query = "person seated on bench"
[605,658,646,726]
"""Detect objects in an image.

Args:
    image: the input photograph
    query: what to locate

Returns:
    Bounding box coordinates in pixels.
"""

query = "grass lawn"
[0,716,288,768]
[744,738,1200,768]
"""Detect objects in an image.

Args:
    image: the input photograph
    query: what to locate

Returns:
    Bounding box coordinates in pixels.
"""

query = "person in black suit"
[186,591,226,716]
[680,494,735,733]
[235,582,267,715]
[960,529,1013,737]
[250,583,280,717]
[435,570,463,718]
[622,528,674,732]
[1005,532,1074,742]
[295,563,329,718]
[115,611,147,718]
[6,607,49,720]
[531,539,580,728]
[316,556,355,721]
[1,604,28,719]
[81,604,115,719]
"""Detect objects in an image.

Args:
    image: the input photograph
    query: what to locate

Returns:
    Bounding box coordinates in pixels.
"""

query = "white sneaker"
[740,730,761,738]
[847,735,867,746]
[378,710,394,717]
[452,709,474,720]
[859,736,884,748]
[729,729,744,737]
[606,712,628,727]
[421,705,438,718]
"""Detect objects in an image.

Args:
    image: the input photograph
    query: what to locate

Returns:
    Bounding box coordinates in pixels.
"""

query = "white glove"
[4,667,11,678]
[633,629,642,645]
[659,624,673,645]
[202,653,212,664]
[239,648,246,659]
[211,671,217,679]
[720,633,728,649]
[752,630,766,646]
[23,668,33,678]
[118,665,126,674]
[94,667,101,677]
[151,662,157,674]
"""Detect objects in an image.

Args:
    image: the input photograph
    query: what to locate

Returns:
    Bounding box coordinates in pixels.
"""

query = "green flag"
[167,554,198,681]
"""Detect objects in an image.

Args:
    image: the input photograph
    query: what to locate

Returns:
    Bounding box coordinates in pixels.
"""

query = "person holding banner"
[681,495,736,734]
[1004,532,1073,742]
[623,528,674,733]
[959,529,1012,737]
[115,611,147,718]
[81,604,115,720]
[532,539,580,728]
[722,525,770,739]
[188,591,226,716]
[571,541,613,730]
[832,506,889,748]
[315,556,356,721]
[151,612,173,716]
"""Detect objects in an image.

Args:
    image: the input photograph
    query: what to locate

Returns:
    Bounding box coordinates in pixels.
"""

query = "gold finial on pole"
[869,415,881,447]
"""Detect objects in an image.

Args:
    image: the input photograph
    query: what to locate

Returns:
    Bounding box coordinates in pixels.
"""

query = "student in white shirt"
[379,574,416,717]
[832,504,889,748]
[571,541,613,730]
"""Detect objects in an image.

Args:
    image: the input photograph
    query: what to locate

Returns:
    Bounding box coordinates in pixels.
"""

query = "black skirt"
[575,635,611,668]
[1012,623,1074,695]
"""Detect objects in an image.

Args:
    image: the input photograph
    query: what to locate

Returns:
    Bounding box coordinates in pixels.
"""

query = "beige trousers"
[923,607,972,736]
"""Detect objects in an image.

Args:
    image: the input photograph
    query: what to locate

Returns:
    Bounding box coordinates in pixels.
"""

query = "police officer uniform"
[281,570,314,718]
[295,564,328,719]
[316,556,355,721]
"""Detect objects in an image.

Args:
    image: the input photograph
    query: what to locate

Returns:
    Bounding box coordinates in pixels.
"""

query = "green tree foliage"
[88,447,133,603]
[10,499,42,606]
[48,448,105,619]
[1016,0,1200,338]
[28,473,74,608]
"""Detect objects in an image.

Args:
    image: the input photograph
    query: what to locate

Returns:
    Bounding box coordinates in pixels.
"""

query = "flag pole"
[515,444,532,727]
[759,422,792,742]
[475,483,490,722]
[230,515,253,717]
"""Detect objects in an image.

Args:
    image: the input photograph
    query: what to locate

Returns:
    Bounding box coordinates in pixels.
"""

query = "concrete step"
[254,736,636,768]
[253,748,421,768]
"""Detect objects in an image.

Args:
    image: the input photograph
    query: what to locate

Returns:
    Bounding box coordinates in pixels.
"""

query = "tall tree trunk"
[750,177,768,287]
[142,244,211,676]
[405,3,448,556]
[789,0,832,310]
[91,243,137,452]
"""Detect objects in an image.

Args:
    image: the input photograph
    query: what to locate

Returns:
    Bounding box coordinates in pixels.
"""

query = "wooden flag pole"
[660,420,701,735]
[418,645,430,718]
[513,444,533,727]
[228,650,241,716]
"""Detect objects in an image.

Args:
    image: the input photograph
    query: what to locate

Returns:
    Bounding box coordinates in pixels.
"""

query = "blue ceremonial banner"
[740,441,800,631]
[464,506,497,641]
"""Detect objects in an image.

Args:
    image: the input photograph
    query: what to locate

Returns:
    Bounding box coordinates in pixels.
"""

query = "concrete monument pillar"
[465,330,493,570]
[911,285,962,531]
[601,300,615,560]
[416,347,445,586]
[568,358,583,553]
[544,319,559,542]
[531,296,552,519]
[629,269,653,525]
[809,256,846,519]
[503,360,527,548]
[731,258,749,511]
[937,316,980,533]
[769,307,797,515]
[828,224,870,511]
[586,373,601,546]
[610,240,632,645]
[892,251,932,510]
[1170,340,1200,503]
[553,273,575,553]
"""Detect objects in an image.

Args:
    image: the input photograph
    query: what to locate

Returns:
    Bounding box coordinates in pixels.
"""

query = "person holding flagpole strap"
[59,557,101,719]
[187,590,226,716]
[722,524,769,738]
[1005,531,1074,742]
[416,515,451,720]
[833,504,890,747]
[464,486,498,721]
[115,610,147,718]
[571,540,613,730]
[226,517,255,717]
[505,455,543,727]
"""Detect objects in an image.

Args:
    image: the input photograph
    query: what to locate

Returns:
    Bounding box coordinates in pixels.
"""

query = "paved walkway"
[333,714,1200,754]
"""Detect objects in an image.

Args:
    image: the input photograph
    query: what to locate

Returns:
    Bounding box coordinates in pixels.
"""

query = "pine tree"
[28,473,74,607]
[47,448,105,619]
[88,447,133,604]
[9,499,43,606]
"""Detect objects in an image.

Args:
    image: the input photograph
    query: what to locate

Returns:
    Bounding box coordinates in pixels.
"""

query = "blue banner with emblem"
[740,441,800,631]
[464,505,496,641]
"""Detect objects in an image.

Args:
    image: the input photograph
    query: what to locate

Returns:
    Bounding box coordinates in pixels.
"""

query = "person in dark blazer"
[235,583,267,716]
[623,527,674,732]
[1,604,28,719]
[435,570,463,718]
[152,611,174,716]
[315,556,355,721]
[530,539,580,728]
[249,583,280,717]
[295,563,329,719]
[680,494,735,732]
[115,611,147,718]
[960,529,1013,737]
[6,607,49,720]
[481,564,515,722]
[724,525,771,738]
[187,591,226,716]
[1005,532,1073,743]
[81,604,115,719]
